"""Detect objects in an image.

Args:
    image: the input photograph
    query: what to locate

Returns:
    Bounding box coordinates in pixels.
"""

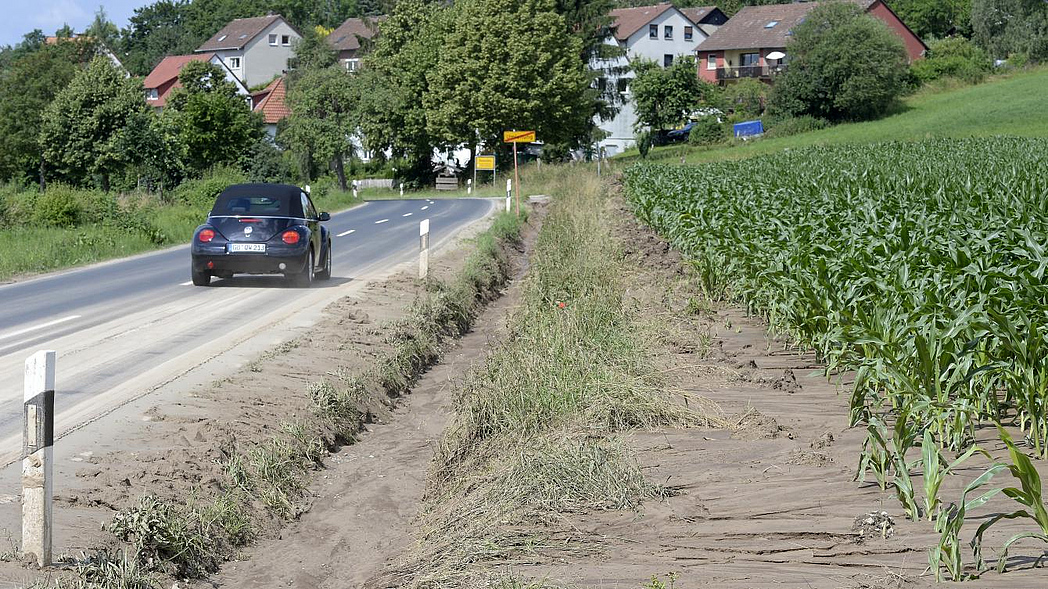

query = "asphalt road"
[0,197,496,464]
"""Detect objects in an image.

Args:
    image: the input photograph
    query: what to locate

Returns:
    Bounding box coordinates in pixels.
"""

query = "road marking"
[403,213,413,217]
[421,206,429,211]
[337,229,356,237]
[375,219,389,224]
[0,315,81,341]
[180,281,193,286]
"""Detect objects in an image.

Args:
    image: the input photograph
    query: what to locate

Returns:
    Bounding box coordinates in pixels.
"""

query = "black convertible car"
[191,183,332,287]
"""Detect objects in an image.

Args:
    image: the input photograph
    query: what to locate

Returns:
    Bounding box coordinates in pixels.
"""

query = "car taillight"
[199,229,215,243]
[282,230,300,245]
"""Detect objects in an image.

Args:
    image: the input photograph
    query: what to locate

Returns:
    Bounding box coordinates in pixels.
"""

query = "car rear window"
[211,194,292,217]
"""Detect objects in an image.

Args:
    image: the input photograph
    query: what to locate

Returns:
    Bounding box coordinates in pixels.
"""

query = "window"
[147,88,159,100]
[228,56,241,69]
[649,24,658,38]
[765,21,779,28]
[685,26,693,41]
[664,25,673,40]
[740,53,760,67]
[281,35,290,46]
[269,34,277,46]
[217,34,227,42]
[344,59,359,72]
[706,54,716,70]
[663,54,673,67]
[616,78,629,94]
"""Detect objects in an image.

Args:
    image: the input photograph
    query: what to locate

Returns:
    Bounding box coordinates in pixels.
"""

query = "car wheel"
[191,265,211,286]
[315,240,332,281]
[290,249,314,288]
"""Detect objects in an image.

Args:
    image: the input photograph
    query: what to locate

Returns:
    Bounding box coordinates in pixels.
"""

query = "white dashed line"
[403,213,413,217]
[337,229,356,237]
[421,206,429,211]
[180,281,193,286]
[375,219,389,224]
[0,315,81,341]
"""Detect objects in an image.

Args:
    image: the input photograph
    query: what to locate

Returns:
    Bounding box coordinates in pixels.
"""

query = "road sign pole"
[22,350,55,568]
[472,144,478,191]
[513,141,520,217]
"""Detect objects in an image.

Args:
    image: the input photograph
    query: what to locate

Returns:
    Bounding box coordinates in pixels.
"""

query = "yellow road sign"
[475,155,496,170]
[503,130,536,143]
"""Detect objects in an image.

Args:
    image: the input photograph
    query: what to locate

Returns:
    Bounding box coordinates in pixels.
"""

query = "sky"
[1,0,150,47]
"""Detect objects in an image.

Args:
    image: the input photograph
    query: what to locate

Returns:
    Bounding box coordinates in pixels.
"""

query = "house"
[328,16,385,71]
[251,76,290,141]
[195,15,301,88]
[695,0,927,85]
[143,54,249,108]
[595,3,710,156]
[678,6,729,36]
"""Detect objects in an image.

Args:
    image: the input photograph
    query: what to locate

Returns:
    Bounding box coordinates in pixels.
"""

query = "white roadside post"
[419,219,430,279]
[352,180,358,200]
[505,179,512,213]
[22,350,55,568]
[467,179,472,195]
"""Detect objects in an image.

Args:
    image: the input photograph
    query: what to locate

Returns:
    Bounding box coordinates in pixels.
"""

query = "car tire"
[315,240,332,281]
[290,249,314,288]
[191,265,211,286]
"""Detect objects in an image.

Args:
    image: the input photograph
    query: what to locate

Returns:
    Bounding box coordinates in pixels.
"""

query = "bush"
[34,184,84,227]
[688,117,726,146]
[769,2,909,121]
[765,115,831,138]
[635,131,652,158]
[172,166,247,209]
[720,79,767,118]
[911,37,993,84]
[239,139,293,183]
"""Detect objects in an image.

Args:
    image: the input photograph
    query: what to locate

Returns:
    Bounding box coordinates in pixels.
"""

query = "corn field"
[624,138,1048,458]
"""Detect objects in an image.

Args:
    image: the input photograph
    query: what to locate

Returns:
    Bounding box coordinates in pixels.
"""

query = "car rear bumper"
[192,245,310,275]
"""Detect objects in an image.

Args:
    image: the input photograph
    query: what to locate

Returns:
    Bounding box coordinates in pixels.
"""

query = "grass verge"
[384,167,704,589]
[37,209,525,588]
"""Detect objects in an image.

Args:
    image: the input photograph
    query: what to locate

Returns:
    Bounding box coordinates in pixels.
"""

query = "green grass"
[627,66,1048,165]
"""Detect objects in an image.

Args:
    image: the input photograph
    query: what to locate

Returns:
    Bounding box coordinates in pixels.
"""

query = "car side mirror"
[318,212,331,222]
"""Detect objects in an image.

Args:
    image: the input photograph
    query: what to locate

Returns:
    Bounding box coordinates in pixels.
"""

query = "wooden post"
[22,350,55,568]
[419,219,430,279]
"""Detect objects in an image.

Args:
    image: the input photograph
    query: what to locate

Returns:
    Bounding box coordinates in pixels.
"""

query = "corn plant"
[971,426,1048,573]
[929,463,1006,581]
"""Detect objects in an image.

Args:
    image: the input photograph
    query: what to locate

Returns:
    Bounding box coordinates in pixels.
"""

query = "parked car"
[191,183,332,287]
[665,122,697,143]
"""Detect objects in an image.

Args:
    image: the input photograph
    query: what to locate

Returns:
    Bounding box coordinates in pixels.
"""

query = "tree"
[0,38,91,186]
[120,0,196,76]
[290,26,338,73]
[39,56,152,190]
[425,0,591,157]
[889,0,972,40]
[166,60,264,174]
[281,67,360,189]
[630,56,708,134]
[358,0,452,180]
[85,7,121,50]
[769,2,908,122]
[971,0,1048,62]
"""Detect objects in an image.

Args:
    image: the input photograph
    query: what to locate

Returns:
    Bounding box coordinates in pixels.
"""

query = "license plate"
[229,243,265,253]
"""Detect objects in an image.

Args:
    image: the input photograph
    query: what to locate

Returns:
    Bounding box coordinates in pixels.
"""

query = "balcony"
[715,64,787,81]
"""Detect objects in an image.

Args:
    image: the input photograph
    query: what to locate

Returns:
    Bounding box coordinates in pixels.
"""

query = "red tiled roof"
[197,15,282,52]
[609,3,674,42]
[328,16,385,52]
[253,77,289,124]
[143,54,216,107]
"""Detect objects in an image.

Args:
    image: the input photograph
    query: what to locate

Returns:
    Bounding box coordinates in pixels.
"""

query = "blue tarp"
[733,120,764,138]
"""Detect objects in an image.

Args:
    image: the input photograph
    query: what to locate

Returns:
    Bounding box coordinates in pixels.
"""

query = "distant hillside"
[643,66,1048,164]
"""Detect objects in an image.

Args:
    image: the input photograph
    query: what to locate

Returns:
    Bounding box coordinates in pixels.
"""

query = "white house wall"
[217,21,300,88]
[595,9,708,156]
